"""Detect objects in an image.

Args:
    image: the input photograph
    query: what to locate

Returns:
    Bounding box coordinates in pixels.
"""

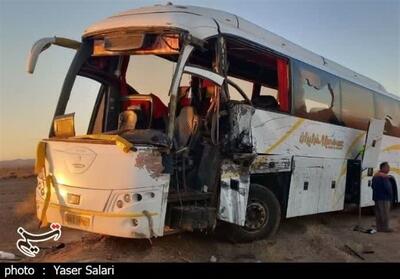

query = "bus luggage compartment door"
[286,156,346,217]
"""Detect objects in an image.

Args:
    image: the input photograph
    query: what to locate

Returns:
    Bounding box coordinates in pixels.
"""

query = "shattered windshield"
[61,32,186,146]
[59,31,211,148]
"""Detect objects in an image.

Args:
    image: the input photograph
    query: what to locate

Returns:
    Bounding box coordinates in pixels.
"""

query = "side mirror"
[27,37,81,74]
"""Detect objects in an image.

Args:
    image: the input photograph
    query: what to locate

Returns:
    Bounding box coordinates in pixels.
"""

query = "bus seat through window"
[121,94,168,130]
[151,93,168,129]
[175,85,199,148]
[121,95,153,129]
[118,108,138,131]
[252,95,279,110]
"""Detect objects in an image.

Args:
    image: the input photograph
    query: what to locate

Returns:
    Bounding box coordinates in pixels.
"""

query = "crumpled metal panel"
[217,160,250,226]
[227,103,255,153]
[121,129,170,147]
[250,154,292,174]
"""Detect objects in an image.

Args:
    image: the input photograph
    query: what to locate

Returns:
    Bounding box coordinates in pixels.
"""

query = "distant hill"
[0,159,35,169]
[0,159,35,179]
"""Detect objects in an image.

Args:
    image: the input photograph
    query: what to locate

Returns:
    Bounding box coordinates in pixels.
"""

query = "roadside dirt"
[1,177,399,262]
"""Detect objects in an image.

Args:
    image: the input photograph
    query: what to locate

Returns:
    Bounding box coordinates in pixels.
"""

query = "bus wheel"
[226,184,281,243]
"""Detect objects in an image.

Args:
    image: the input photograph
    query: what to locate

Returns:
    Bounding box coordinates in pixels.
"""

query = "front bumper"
[35,183,169,238]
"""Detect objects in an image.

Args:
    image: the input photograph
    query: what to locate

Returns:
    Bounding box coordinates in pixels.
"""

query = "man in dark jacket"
[371,162,394,232]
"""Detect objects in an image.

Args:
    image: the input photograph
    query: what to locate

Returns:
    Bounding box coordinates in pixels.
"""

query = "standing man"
[371,162,394,232]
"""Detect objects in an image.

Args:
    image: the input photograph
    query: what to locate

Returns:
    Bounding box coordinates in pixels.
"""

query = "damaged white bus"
[28,4,400,242]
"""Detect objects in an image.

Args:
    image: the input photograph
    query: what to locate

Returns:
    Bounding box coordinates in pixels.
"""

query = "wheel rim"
[244,201,269,231]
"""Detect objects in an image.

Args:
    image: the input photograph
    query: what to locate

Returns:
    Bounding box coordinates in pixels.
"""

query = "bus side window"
[90,87,106,134]
[375,94,400,137]
[292,61,342,125]
[65,76,102,135]
[341,81,375,131]
[252,84,280,111]
[227,76,253,102]
[225,37,289,112]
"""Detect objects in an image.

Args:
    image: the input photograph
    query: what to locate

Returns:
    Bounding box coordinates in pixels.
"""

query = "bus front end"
[31,27,194,238]
[36,138,170,238]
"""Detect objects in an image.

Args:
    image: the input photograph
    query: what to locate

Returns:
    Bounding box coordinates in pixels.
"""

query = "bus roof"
[83,3,399,100]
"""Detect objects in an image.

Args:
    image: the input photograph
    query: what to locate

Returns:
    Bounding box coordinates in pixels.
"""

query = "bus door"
[360,118,385,206]
[362,118,386,169]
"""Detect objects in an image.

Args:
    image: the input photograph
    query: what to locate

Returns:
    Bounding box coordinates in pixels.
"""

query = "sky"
[0,0,399,160]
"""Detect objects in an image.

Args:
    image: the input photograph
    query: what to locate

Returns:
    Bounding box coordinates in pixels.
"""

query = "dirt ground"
[0,176,399,263]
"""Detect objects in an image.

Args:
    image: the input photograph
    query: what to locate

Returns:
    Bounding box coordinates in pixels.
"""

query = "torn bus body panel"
[250,155,292,174]
[226,103,255,153]
[135,148,166,179]
[121,129,170,148]
[217,160,250,226]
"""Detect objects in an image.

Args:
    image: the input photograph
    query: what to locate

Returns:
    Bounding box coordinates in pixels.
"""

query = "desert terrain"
[0,161,399,263]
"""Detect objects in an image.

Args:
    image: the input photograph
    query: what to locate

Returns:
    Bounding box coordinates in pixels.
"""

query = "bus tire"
[226,184,281,243]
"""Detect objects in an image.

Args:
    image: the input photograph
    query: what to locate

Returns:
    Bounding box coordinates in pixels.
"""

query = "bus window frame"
[291,59,343,126]
[374,93,400,137]
[340,79,376,131]
[223,35,291,112]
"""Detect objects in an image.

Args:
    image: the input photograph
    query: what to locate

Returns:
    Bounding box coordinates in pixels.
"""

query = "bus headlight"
[113,191,155,210]
[123,194,131,203]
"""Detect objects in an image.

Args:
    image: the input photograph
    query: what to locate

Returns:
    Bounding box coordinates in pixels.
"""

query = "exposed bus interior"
[58,31,295,231]
[58,33,226,231]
